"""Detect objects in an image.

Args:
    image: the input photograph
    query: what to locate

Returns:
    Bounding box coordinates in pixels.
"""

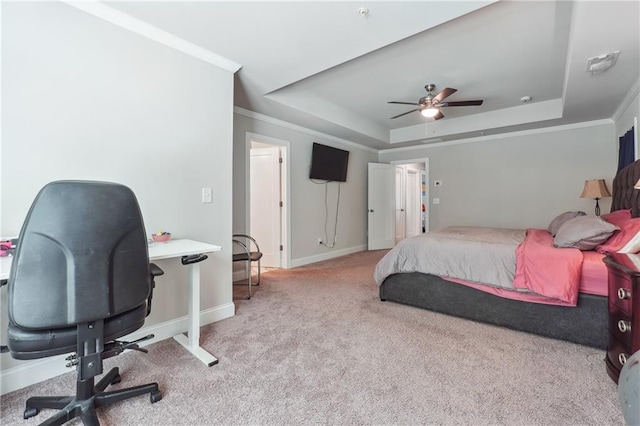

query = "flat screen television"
[309,143,349,182]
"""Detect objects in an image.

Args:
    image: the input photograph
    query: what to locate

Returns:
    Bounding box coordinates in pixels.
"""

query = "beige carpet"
[0,250,623,425]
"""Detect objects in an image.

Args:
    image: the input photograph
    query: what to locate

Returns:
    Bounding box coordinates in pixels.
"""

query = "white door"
[368,163,396,250]
[405,169,421,238]
[250,147,281,267]
[395,166,405,244]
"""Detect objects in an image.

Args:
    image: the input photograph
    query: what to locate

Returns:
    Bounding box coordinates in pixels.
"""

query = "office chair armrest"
[150,263,164,278]
[0,278,7,352]
[146,264,163,317]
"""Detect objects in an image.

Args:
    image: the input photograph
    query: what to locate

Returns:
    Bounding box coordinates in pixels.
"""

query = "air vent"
[586,51,620,74]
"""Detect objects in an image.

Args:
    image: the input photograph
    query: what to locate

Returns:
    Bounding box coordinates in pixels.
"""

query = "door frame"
[394,165,406,244]
[391,157,429,234]
[245,132,290,269]
[405,168,422,238]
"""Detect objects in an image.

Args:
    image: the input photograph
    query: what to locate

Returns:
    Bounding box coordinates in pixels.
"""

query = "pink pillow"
[597,217,640,254]
[601,209,632,228]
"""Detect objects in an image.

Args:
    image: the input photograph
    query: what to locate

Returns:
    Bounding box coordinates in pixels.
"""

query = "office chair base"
[24,367,161,426]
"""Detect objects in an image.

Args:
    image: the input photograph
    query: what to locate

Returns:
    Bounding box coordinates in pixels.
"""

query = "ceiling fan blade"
[440,100,484,107]
[390,109,419,119]
[433,87,457,103]
[388,101,420,106]
[433,110,445,120]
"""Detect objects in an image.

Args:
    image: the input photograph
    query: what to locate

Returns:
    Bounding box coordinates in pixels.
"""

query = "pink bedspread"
[513,228,583,306]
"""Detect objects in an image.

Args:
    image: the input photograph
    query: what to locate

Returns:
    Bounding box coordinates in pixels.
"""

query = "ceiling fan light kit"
[421,108,439,118]
[388,84,483,120]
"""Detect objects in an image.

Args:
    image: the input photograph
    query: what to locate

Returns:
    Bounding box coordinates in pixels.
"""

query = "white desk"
[0,256,11,280]
[148,239,221,367]
[0,238,222,367]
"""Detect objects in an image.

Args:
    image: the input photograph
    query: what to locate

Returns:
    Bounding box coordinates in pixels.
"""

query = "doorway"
[246,132,290,270]
[367,158,429,250]
[392,160,428,243]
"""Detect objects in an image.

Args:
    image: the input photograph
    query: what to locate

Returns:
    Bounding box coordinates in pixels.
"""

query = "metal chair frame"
[232,234,262,299]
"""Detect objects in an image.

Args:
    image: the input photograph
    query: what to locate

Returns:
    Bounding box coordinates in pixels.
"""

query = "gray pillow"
[547,211,587,236]
[553,216,620,250]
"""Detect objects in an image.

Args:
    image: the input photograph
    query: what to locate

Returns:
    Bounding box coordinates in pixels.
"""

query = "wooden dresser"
[603,253,640,383]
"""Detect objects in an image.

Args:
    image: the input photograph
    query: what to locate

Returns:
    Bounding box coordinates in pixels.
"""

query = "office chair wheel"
[23,407,39,419]
[150,390,163,403]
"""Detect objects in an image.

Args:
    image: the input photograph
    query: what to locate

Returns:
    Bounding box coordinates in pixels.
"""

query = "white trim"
[234,107,378,154]
[236,107,615,155]
[612,76,640,124]
[380,119,614,154]
[289,245,367,268]
[61,0,241,73]
[0,303,235,395]
[233,269,247,282]
[635,116,639,162]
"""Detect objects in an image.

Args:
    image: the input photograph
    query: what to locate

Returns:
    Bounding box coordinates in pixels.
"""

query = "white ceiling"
[105,0,640,150]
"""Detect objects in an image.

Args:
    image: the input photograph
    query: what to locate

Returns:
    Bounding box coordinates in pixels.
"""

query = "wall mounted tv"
[309,142,349,182]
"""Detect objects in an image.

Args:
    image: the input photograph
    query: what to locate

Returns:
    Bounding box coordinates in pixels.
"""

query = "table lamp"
[580,179,611,216]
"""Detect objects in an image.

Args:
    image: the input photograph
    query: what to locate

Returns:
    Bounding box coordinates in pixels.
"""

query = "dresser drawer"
[608,304,634,348]
[607,332,632,373]
[608,269,633,313]
[603,254,640,383]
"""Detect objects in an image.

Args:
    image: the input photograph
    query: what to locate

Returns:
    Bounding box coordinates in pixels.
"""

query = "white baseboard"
[232,269,246,282]
[233,245,366,276]
[0,302,235,396]
[289,245,367,268]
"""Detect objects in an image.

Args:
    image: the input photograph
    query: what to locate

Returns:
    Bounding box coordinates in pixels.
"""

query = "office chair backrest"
[8,181,150,330]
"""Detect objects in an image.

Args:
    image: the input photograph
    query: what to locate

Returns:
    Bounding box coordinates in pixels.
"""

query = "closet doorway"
[246,132,290,269]
[367,158,428,250]
[391,159,429,243]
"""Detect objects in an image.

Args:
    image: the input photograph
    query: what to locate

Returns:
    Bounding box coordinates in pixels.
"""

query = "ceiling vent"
[586,51,620,74]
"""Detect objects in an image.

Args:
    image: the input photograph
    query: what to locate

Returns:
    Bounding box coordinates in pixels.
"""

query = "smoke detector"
[357,7,369,17]
[586,51,620,74]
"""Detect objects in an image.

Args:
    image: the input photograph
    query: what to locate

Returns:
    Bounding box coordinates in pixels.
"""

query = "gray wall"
[1,2,234,370]
[233,112,377,265]
[379,123,617,231]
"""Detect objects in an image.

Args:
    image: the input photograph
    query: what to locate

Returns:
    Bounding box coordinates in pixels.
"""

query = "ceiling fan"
[388,84,483,120]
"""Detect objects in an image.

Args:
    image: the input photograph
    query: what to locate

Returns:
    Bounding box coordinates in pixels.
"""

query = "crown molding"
[62,0,241,73]
[379,119,614,154]
[236,108,615,156]
[234,107,379,154]
[612,76,640,124]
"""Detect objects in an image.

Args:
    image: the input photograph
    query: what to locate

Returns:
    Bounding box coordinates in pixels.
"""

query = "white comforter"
[374,226,526,288]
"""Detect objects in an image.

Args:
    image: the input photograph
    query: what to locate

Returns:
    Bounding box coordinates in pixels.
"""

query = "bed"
[376,160,640,349]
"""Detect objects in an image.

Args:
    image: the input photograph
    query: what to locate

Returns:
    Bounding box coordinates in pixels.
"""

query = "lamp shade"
[580,179,611,199]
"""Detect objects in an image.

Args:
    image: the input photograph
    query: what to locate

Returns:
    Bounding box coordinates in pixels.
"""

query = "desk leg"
[173,262,219,366]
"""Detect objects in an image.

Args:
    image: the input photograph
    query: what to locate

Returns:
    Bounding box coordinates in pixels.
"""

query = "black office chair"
[6,180,162,425]
[232,234,263,299]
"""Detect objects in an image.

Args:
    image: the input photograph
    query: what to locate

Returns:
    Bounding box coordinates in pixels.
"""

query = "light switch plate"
[202,188,212,203]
